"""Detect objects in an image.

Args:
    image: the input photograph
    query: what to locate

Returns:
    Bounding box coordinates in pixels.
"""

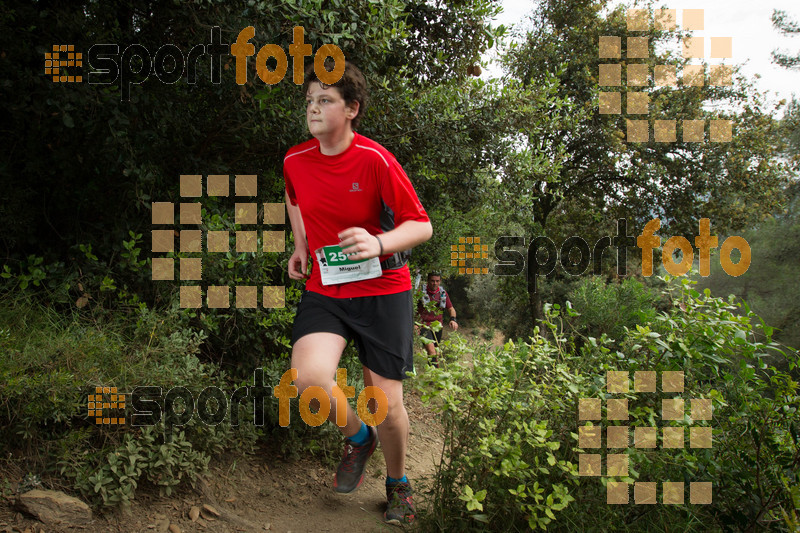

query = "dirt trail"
[2,329,504,533]
[1,389,443,533]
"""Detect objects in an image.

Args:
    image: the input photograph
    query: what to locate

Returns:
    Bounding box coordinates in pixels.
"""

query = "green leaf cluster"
[414,277,799,531]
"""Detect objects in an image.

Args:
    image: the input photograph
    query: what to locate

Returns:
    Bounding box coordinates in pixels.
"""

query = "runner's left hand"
[338,227,381,261]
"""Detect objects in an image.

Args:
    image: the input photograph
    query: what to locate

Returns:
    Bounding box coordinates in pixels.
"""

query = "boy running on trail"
[283,61,432,525]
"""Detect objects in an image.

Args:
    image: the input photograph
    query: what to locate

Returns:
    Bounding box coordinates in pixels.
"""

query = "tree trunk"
[528,269,543,333]
[528,199,554,333]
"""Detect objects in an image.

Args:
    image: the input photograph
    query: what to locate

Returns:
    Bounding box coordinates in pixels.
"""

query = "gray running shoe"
[333,425,378,493]
[384,480,416,525]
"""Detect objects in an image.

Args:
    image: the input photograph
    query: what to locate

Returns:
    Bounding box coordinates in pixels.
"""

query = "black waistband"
[380,251,409,270]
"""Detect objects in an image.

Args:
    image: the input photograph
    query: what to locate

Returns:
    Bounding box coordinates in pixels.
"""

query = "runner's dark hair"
[303,61,368,129]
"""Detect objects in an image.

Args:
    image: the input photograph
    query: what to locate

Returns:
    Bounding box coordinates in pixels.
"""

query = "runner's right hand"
[288,248,309,279]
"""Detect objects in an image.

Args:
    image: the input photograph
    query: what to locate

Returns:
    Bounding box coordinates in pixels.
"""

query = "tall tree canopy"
[772,9,800,70]
[0,0,505,263]
[495,0,791,324]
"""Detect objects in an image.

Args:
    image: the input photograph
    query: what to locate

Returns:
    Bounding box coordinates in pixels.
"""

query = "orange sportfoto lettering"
[232,26,344,85]
[273,368,387,427]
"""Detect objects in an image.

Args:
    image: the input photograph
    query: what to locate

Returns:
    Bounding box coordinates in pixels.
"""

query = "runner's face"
[427,276,440,291]
[305,82,358,141]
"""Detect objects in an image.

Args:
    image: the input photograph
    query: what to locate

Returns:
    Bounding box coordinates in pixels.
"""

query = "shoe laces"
[340,439,367,473]
[388,482,413,506]
[340,443,355,472]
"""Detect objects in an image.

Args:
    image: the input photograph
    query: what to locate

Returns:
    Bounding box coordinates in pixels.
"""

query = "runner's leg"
[422,327,439,366]
[423,337,437,357]
[363,366,408,479]
[292,332,362,437]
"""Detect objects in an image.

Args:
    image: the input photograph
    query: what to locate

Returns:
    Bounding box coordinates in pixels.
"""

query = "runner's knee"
[292,369,334,395]
[382,399,407,426]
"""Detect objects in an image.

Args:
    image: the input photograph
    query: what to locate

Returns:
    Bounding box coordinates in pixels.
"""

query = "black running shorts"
[420,326,442,346]
[291,290,414,380]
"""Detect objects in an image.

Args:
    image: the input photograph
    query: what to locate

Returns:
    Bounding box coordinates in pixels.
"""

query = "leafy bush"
[635,279,799,531]
[567,276,659,340]
[0,296,260,508]
[415,277,799,531]
[0,221,298,374]
[414,333,581,530]
[67,425,211,508]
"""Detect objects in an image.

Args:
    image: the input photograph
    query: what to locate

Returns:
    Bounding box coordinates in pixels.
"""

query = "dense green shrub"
[0,296,242,507]
[416,277,799,531]
[0,288,378,508]
[567,276,659,340]
[635,279,799,531]
[0,228,299,371]
[414,332,582,530]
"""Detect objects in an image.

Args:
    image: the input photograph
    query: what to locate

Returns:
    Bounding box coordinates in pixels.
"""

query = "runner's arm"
[285,192,310,279]
[448,307,458,330]
[338,220,432,262]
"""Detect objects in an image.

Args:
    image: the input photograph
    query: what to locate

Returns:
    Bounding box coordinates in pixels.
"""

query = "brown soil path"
[1,389,443,533]
[1,329,504,533]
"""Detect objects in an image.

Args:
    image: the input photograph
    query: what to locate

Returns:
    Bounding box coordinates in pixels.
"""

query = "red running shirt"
[284,133,429,298]
[418,286,453,325]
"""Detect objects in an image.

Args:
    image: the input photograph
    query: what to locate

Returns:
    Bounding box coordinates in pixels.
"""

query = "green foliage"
[396,0,504,84]
[772,10,800,70]
[694,194,800,351]
[600,278,799,531]
[0,0,505,274]
[779,98,800,169]
[504,0,789,236]
[0,295,261,509]
[0,0,520,510]
[0,230,154,322]
[63,412,261,508]
[496,0,791,326]
[0,0,519,369]
[414,334,580,530]
[169,198,300,365]
[466,273,531,341]
[411,203,477,276]
[416,277,799,531]
[69,426,210,508]
[567,276,658,340]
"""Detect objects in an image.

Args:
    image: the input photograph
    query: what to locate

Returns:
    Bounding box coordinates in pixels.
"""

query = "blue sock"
[386,475,408,485]
[349,421,370,445]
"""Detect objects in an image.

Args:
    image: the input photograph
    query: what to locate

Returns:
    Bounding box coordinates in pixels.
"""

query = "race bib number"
[314,244,382,285]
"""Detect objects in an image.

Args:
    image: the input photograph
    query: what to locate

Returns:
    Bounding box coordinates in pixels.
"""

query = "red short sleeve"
[284,168,297,206]
[379,158,429,225]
